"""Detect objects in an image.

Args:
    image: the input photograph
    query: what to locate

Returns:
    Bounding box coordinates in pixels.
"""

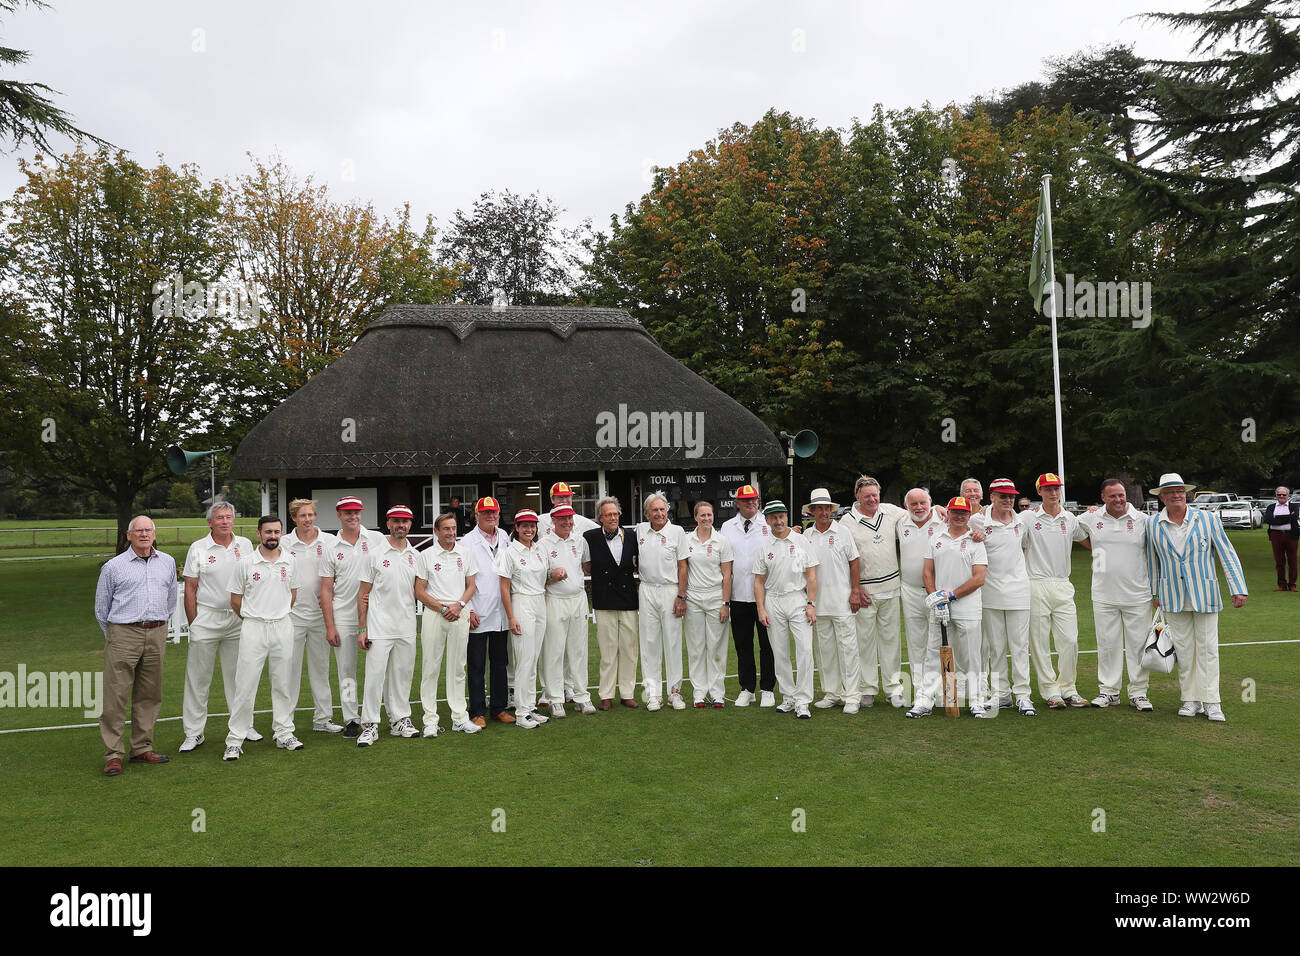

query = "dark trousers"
[1270,531,1298,587]
[730,601,775,692]
[468,630,508,718]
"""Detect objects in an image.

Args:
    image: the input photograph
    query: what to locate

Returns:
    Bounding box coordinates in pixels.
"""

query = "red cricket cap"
[336,495,364,511]
[386,505,414,520]
[1035,473,1064,490]
[514,509,539,523]
[476,497,501,513]
[988,478,1019,496]
[550,505,575,518]
[549,481,574,497]
[946,496,972,513]
[735,484,760,500]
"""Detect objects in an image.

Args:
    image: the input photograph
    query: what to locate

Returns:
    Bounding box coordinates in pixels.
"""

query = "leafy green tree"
[437,189,577,306]
[166,480,201,515]
[0,146,232,551]
[224,156,460,425]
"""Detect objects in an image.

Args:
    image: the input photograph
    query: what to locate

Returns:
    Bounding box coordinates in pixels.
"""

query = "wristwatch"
[806,601,816,606]
[677,594,686,601]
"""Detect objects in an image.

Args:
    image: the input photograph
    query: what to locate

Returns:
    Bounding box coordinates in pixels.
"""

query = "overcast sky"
[3,0,1197,233]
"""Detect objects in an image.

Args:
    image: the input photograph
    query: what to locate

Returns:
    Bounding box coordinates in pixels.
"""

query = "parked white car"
[1215,500,1262,530]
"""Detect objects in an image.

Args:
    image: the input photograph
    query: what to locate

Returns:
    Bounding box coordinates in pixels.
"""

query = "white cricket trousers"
[1094,602,1152,699]
[510,594,547,719]
[360,633,415,727]
[543,592,591,706]
[1028,578,1079,699]
[855,593,903,699]
[1163,610,1222,705]
[767,591,814,707]
[225,617,295,748]
[917,616,981,709]
[420,612,470,727]
[981,608,1032,702]
[899,583,929,703]
[684,597,728,703]
[595,609,639,702]
[639,583,683,703]
[813,613,859,700]
[331,615,363,724]
[183,605,250,738]
[289,617,334,724]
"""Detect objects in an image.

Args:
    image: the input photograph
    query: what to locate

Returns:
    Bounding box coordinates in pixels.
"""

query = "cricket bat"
[938,608,958,717]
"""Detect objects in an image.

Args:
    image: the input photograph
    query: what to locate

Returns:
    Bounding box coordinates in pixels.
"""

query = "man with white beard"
[896,488,945,705]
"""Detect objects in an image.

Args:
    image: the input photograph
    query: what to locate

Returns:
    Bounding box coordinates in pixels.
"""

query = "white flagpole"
[1043,174,1065,494]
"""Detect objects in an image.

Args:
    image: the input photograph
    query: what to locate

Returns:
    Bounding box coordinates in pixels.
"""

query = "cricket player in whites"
[838,477,909,708]
[181,502,257,752]
[754,501,820,719]
[636,492,689,711]
[223,515,300,760]
[282,499,343,734]
[354,505,423,746]
[803,489,863,713]
[971,479,1036,715]
[414,511,479,736]
[911,497,988,718]
[320,496,386,737]
[896,488,945,704]
[1022,473,1089,708]
[1078,479,1154,711]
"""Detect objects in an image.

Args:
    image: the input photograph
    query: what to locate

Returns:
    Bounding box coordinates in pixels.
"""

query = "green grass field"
[1,531,1296,867]
[0,517,259,554]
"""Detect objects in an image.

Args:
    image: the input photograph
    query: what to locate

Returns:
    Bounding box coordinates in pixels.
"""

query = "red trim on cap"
[735,484,760,499]
[386,505,414,519]
[476,497,501,512]
[514,509,539,523]
[988,478,1019,495]
[549,482,573,497]
[336,496,364,511]
[550,506,575,518]
[946,496,972,512]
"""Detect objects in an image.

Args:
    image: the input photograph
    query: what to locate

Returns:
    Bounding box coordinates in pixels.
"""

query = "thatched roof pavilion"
[230,305,783,530]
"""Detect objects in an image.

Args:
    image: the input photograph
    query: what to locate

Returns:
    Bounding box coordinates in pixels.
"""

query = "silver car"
[1215,500,1262,530]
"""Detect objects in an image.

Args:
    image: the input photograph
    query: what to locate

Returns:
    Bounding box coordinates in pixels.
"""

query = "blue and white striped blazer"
[1145,507,1248,613]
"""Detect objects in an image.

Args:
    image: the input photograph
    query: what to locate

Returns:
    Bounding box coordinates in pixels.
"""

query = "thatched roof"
[230,305,784,479]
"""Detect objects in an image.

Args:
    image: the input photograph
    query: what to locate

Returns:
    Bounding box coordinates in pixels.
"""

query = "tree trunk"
[115,492,135,554]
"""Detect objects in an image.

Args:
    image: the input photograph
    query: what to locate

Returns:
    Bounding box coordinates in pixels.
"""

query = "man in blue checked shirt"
[94,516,177,776]
[1145,473,1248,723]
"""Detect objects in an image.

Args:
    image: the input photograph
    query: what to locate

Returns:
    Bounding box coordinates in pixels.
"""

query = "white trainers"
[1064,693,1090,708]
[529,710,550,724]
[276,735,304,750]
[516,714,539,729]
[452,720,482,734]
[970,705,990,719]
[1177,701,1203,717]
[422,723,440,738]
[1017,697,1038,717]
[356,723,378,747]
[905,703,931,719]
[646,698,662,712]
[1130,696,1154,712]
[579,701,597,715]
[794,703,811,719]
[244,727,263,742]
[550,701,567,718]
[179,734,204,753]
[735,689,755,707]
[668,692,686,711]
[888,692,907,709]
[1047,696,1067,709]
[775,698,797,713]
[222,745,241,761]
[814,695,840,709]
[843,699,860,715]
[390,717,419,738]
[1204,703,1226,722]
[1091,693,1120,708]
[859,695,876,708]
[313,719,345,733]
[759,691,776,708]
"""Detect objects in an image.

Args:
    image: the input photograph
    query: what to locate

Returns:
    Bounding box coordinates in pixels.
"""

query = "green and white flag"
[1028,178,1053,307]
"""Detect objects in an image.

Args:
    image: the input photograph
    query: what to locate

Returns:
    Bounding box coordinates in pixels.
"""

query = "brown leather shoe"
[494,711,516,724]
[1291,585,1298,592]
[621,698,638,708]
[128,750,169,764]
[1275,587,1287,591]
[599,698,612,711]
[471,716,487,728]
[103,758,122,777]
